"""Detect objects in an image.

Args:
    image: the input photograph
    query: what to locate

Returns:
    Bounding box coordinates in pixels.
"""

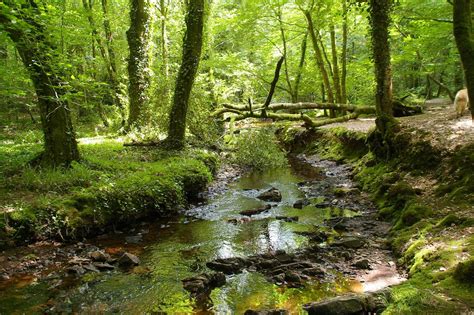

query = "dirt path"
[322,99,473,151]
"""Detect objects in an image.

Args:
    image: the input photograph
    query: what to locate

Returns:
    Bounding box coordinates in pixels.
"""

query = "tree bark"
[304,10,335,107]
[83,0,125,123]
[369,0,395,132]
[277,7,293,100]
[341,0,349,104]
[165,0,205,149]
[158,0,171,104]
[0,2,80,167]
[126,0,152,129]
[453,0,474,120]
[293,31,308,103]
[330,25,343,105]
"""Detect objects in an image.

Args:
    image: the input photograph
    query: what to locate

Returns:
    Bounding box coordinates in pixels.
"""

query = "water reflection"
[0,161,360,314]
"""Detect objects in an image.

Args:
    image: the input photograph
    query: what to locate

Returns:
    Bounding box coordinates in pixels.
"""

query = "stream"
[0,154,404,314]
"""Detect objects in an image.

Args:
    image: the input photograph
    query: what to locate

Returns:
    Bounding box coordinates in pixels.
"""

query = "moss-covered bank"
[0,140,218,248]
[282,125,474,314]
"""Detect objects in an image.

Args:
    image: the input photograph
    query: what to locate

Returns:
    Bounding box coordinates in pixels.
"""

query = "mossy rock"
[394,202,432,229]
[453,259,474,284]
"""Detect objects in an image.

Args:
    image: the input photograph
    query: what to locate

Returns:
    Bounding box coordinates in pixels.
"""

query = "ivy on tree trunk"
[368,0,398,159]
[453,0,474,121]
[0,1,80,167]
[165,0,205,149]
[126,0,152,130]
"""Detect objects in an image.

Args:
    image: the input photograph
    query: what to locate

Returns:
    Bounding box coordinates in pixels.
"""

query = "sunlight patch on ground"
[361,265,406,292]
[451,117,473,130]
[78,136,124,145]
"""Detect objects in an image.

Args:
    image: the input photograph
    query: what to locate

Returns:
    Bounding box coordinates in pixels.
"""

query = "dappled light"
[0,0,473,313]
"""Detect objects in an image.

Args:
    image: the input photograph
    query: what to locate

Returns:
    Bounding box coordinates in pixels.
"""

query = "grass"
[0,135,218,247]
[282,125,474,314]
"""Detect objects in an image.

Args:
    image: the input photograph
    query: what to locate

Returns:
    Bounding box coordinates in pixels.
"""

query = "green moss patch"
[0,140,218,246]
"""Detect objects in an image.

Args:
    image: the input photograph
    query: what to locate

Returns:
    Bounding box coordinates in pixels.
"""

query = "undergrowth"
[285,125,474,314]
[0,139,218,247]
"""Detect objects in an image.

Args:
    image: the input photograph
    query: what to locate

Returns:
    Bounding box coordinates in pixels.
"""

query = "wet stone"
[315,202,332,209]
[353,259,371,270]
[240,204,272,216]
[284,271,301,283]
[182,272,226,295]
[118,252,140,268]
[0,274,10,281]
[333,237,366,249]
[93,262,115,271]
[244,309,288,315]
[293,199,310,209]
[89,250,109,262]
[66,265,86,276]
[304,295,366,315]
[257,187,282,202]
[125,235,143,244]
[206,257,249,274]
[275,216,299,222]
[302,267,326,277]
[83,264,100,273]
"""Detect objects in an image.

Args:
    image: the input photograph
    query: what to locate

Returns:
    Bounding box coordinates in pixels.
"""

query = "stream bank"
[0,150,403,314]
[283,125,474,314]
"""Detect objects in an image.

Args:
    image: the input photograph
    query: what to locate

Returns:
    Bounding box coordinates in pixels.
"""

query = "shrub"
[232,128,287,170]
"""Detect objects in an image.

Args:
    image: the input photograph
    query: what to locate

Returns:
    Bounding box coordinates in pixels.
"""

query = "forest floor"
[323,98,474,151]
[0,101,472,313]
[312,100,474,314]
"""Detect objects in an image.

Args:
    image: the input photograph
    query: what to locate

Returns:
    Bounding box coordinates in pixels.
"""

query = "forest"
[0,0,473,314]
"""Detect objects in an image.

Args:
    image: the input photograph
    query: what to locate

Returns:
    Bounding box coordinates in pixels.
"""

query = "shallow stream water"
[1,156,385,314]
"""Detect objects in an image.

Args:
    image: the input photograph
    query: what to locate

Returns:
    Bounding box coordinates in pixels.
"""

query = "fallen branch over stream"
[211,56,376,128]
[211,102,374,128]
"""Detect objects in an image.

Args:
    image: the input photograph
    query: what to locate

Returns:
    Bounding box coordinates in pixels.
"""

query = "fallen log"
[216,102,375,114]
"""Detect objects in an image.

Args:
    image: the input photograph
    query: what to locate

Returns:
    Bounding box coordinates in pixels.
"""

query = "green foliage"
[453,259,474,284]
[232,128,287,171]
[0,139,217,244]
[436,143,474,205]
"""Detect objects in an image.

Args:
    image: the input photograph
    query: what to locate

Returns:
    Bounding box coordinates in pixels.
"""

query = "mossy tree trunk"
[158,0,171,105]
[341,0,348,104]
[126,0,152,130]
[330,25,343,104]
[165,0,204,149]
[293,31,308,103]
[0,1,80,167]
[368,0,398,158]
[83,0,125,125]
[453,0,474,121]
[369,0,396,132]
[303,9,335,117]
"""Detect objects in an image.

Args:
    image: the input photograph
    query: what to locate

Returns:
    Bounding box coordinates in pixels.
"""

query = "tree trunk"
[330,25,343,104]
[453,0,474,120]
[367,0,398,159]
[83,0,125,123]
[369,0,395,130]
[126,0,152,129]
[341,0,348,104]
[101,0,119,77]
[304,10,335,108]
[293,31,308,103]
[158,0,171,105]
[165,0,205,149]
[277,8,294,101]
[0,2,80,167]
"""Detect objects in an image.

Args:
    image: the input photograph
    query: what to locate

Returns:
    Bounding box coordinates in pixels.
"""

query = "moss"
[395,202,432,229]
[435,214,464,229]
[286,125,474,314]
[453,258,474,284]
[435,143,474,204]
[1,143,217,243]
